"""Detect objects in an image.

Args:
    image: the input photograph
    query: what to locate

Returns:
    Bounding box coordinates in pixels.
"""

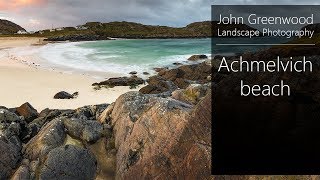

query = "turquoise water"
[35,39,211,76]
[79,39,211,65]
[21,37,288,78]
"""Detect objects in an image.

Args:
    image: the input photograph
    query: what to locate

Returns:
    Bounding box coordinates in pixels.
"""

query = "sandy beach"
[0,37,138,111]
[0,37,47,49]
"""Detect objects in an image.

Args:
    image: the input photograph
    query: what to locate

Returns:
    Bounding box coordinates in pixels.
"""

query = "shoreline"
[0,37,142,111]
[0,37,209,111]
[44,36,212,42]
[4,38,210,79]
[2,40,126,80]
[0,37,47,48]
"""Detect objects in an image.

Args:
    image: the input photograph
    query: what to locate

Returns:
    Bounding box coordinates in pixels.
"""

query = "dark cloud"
[0,0,212,30]
[1,0,320,31]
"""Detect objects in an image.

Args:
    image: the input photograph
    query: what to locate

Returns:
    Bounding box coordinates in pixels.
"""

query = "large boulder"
[172,91,212,179]
[162,68,185,80]
[188,54,208,61]
[153,67,168,72]
[54,91,78,99]
[0,109,23,179]
[93,76,144,87]
[39,145,97,180]
[24,118,66,161]
[0,108,24,148]
[171,83,210,105]
[23,109,62,142]
[10,160,30,180]
[129,71,137,75]
[98,103,114,124]
[82,121,104,143]
[16,102,38,123]
[0,137,22,179]
[0,108,21,122]
[140,62,211,95]
[72,104,108,121]
[63,118,104,143]
[139,76,177,95]
[74,106,94,120]
[111,91,206,179]
[31,109,62,126]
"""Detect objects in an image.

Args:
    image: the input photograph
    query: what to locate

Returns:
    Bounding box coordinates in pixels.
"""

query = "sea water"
[34,39,211,77]
[7,38,288,78]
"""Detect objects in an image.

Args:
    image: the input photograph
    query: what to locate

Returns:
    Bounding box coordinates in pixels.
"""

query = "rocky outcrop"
[140,61,211,95]
[0,109,24,179]
[24,119,66,161]
[129,71,137,75]
[110,92,192,179]
[173,62,183,66]
[188,54,208,61]
[0,103,113,179]
[39,145,97,180]
[153,67,168,72]
[63,118,104,143]
[173,91,212,179]
[54,91,78,99]
[0,71,212,180]
[23,109,63,142]
[98,103,115,124]
[74,104,108,120]
[93,76,145,87]
[0,103,117,179]
[0,138,22,179]
[16,102,38,123]
[10,160,30,180]
[108,90,212,179]
[44,34,112,42]
[139,76,178,95]
[171,83,211,105]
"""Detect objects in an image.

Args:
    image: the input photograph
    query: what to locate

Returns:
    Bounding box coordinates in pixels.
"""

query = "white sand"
[0,37,140,111]
[0,37,46,49]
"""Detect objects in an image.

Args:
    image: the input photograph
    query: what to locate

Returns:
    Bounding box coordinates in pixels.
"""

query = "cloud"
[0,16,15,22]
[0,0,213,30]
[29,18,40,25]
[0,0,46,10]
[1,0,320,31]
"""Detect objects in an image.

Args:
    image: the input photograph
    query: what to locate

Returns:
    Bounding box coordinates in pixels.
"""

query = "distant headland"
[0,19,260,41]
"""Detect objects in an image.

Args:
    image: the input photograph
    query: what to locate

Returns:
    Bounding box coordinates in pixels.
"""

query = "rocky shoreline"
[0,58,212,179]
[44,34,113,42]
[44,35,212,42]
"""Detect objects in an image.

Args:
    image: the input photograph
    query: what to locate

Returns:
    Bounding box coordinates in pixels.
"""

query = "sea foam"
[8,39,211,78]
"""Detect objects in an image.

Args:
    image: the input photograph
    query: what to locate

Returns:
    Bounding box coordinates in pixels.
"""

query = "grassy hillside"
[36,21,212,39]
[0,19,26,34]
[0,20,258,39]
[36,20,260,40]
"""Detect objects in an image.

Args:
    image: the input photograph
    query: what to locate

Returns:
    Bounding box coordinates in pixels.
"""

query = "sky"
[0,0,319,31]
